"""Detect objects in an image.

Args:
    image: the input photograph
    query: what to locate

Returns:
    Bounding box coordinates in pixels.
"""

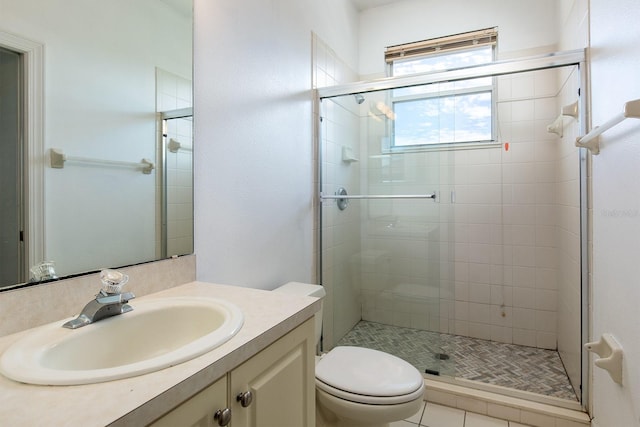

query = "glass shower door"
[318,51,587,405]
[319,88,454,376]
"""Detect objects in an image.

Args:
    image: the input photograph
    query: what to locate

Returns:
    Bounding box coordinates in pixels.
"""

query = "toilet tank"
[273,282,325,347]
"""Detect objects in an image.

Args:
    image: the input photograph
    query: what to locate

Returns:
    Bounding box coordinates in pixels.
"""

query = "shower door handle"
[321,193,437,199]
[320,187,436,210]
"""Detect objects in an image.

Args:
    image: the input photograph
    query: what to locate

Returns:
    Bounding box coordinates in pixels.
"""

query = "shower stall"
[317,50,588,408]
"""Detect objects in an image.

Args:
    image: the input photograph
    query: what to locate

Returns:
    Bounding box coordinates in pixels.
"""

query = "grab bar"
[575,98,640,155]
[321,187,436,211]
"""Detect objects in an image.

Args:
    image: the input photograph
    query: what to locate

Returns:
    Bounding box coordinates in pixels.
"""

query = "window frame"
[385,29,499,151]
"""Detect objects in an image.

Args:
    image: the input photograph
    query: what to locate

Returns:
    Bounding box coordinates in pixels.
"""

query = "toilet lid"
[316,346,423,402]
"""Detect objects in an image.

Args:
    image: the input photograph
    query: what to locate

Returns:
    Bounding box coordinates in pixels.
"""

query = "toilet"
[274,282,425,427]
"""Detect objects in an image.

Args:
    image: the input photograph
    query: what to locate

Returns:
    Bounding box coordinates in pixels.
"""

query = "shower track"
[337,321,578,402]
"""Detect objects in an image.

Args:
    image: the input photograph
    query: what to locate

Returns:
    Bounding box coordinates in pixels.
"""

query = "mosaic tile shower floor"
[336,321,578,401]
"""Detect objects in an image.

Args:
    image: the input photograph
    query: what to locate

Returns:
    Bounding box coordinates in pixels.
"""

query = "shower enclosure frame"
[159,107,193,259]
[316,48,590,410]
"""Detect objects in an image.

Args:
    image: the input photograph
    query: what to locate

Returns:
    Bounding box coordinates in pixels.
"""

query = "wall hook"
[585,333,623,385]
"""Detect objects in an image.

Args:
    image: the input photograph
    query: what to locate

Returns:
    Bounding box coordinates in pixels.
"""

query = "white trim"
[424,378,590,424]
[0,31,45,278]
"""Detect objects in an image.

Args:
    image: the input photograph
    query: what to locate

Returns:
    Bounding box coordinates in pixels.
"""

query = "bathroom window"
[385,28,497,149]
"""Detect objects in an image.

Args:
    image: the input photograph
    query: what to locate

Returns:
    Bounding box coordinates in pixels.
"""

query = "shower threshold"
[336,321,578,403]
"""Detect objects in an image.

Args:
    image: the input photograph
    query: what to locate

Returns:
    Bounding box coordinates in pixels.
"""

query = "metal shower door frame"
[316,48,590,410]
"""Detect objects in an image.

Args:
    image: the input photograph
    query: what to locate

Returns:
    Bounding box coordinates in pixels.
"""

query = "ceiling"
[351,0,405,11]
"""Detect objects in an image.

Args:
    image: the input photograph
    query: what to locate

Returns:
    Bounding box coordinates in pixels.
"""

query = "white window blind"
[385,27,498,64]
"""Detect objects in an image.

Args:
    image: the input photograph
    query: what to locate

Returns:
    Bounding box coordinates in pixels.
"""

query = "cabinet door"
[230,318,315,427]
[149,376,228,427]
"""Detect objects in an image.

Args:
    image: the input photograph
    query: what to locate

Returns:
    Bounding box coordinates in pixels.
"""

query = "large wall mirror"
[0,0,193,290]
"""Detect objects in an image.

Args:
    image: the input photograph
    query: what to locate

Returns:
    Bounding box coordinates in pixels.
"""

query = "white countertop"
[0,281,321,426]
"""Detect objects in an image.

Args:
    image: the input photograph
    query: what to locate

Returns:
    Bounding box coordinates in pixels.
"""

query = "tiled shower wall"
[557,0,589,398]
[486,68,567,349]
[354,68,581,352]
[313,34,362,349]
[315,36,582,355]
[555,66,582,395]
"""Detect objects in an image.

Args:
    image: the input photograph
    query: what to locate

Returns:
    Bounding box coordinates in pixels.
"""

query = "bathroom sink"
[0,296,244,385]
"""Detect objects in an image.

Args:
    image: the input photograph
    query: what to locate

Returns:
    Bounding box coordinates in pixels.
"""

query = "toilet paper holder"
[584,333,623,385]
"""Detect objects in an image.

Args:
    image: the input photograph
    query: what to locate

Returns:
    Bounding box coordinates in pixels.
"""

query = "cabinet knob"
[236,390,253,407]
[213,408,231,426]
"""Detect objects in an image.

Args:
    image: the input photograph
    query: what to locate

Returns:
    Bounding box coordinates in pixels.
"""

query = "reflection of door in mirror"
[0,47,25,286]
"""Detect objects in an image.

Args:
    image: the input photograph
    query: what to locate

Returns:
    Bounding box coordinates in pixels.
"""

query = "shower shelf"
[341,146,359,163]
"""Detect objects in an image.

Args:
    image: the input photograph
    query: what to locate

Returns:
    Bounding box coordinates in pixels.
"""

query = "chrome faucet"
[63,269,135,329]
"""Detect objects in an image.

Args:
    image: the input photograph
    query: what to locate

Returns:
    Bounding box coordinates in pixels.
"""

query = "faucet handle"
[100,269,129,294]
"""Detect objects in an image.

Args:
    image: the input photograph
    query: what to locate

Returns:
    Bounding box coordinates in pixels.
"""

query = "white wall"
[358,0,560,77]
[589,1,640,425]
[193,0,359,289]
[1,0,191,277]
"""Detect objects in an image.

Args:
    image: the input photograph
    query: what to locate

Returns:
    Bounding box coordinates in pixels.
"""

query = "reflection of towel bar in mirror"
[168,138,193,153]
[48,148,155,175]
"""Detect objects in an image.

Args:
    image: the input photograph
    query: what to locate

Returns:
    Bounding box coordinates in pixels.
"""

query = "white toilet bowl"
[315,346,425,427]
[273,282,425,427]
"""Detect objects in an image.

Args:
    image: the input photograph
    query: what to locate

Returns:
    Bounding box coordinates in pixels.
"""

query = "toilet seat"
[315,346,424,405]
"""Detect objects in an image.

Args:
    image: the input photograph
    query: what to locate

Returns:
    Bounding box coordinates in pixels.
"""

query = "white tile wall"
[459,67,562,351]
[554,65,583,397]
[314,34,361,349]
[354,66,580,352]
[317,49,582,357]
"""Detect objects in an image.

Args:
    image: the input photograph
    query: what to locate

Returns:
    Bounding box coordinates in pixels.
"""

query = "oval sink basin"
[0,296,243,385]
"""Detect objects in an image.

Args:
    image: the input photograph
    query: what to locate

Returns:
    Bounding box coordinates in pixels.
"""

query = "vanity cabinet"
[150,318,315,427]
[150,376,228,427]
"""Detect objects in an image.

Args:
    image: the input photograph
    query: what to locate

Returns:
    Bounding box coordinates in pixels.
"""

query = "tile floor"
[337,321,577,401]
[392,401,532,427]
